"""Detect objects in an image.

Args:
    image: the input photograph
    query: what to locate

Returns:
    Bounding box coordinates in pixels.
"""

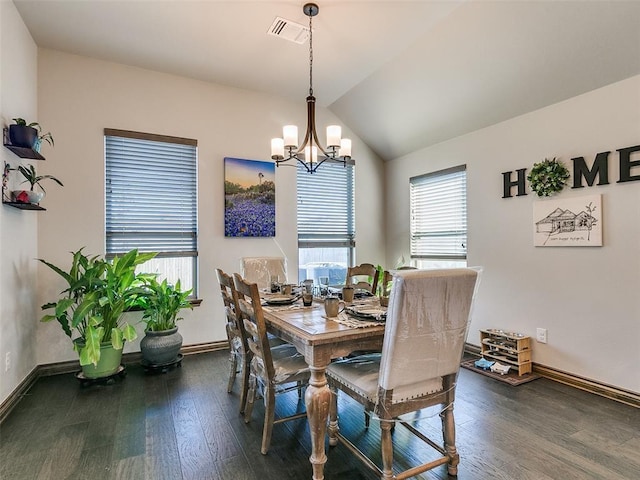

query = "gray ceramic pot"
[140,327,183,366]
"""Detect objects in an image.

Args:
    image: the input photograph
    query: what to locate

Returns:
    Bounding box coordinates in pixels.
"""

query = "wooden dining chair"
[380,270,394,297]
[232,273,310,455]
[327,268,481,479]
[346,263,379,294]
[216,268,251,413]
[240,256,287,290]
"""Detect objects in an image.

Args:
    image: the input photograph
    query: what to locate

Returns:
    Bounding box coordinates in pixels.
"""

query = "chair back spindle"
[233,274,276,385]
[346,263,379,294]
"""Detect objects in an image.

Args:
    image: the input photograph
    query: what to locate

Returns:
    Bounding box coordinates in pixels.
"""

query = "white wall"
[0,1,40,404]
[386,75,640,393]
[34,49,385,366]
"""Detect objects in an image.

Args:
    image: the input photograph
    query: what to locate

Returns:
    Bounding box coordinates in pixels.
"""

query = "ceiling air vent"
[267,16,310,44]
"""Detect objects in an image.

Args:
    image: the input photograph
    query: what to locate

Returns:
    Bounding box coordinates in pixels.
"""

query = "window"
[297,160,355,285]
[410,165,467,268]
[105,129,198,295]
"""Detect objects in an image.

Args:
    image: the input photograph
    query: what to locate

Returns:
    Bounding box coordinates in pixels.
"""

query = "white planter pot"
[12,190,44,204]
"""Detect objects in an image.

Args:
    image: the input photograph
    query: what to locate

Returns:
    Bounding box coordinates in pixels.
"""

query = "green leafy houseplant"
[136,277,193,332]
[12,117,54,149]
[17,164,63,193]
[527,157,570,197]
[39,248,157,367]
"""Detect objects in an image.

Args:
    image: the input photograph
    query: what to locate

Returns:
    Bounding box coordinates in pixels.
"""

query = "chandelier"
[270,3,352,173]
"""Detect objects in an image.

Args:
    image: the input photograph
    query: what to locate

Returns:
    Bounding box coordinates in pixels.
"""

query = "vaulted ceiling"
[13,0,640,161]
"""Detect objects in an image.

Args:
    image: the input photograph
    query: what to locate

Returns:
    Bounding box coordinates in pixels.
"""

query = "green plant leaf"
[38,258,73,284]
[111,328,123,350]
[122,323,137,342]
[54,298,74,317]
[80,326,103,366]
[72,292,100,328]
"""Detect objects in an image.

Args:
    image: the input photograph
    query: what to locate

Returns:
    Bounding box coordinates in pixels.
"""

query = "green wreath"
[527,157,570,197]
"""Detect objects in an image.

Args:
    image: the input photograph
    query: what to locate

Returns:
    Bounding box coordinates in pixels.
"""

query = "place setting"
[261,282,318,311]
[321,287,388,328]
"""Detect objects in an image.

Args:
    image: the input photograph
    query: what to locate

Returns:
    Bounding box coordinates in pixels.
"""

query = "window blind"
[410,165,467,259]
[105,130,197,257]
[297,160,355,248]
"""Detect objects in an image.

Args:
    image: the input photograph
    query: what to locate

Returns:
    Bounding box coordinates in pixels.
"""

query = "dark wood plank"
[36,422,89,479]
[169,388,218,479]
[109,454,146,480]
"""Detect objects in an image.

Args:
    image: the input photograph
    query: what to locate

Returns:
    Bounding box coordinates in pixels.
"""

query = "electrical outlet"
[5,352,10,371]
[536,328,548,344]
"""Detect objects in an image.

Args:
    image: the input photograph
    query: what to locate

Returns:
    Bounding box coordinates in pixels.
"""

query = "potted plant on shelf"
[13,163,63,204]
[135,277,193,367]
[39,248,157,379]
[8,118,54,150]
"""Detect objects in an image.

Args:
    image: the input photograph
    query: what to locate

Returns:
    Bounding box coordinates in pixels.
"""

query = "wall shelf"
[4,145,45,160]
[2,201,46,211]
[2,128,45,160]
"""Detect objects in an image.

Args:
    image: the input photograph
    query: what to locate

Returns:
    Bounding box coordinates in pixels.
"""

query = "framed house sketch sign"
[533,194,602,247]
[224,157,276,237]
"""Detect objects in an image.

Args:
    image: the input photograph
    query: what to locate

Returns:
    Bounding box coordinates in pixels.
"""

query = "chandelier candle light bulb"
[339,138,352,158]
[304,145,318,165]
[271,138,284,159]
[283,125,298,148]
[326,125,341,148]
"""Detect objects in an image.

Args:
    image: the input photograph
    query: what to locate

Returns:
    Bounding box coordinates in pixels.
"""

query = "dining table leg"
[305,365,331,480]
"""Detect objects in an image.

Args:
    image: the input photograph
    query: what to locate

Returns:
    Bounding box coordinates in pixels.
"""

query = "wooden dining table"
[262,300,385,480]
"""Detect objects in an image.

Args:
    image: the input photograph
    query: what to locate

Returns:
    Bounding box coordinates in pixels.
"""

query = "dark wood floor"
[1,350,638,480]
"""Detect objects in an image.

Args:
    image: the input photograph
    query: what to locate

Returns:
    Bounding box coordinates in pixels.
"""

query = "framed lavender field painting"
[224,157,276,237]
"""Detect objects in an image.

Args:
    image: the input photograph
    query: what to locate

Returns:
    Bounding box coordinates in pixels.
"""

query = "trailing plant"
[135,277,193,332]
[39,248,157,366]
[17,164,63,192]
[527,157,570,197]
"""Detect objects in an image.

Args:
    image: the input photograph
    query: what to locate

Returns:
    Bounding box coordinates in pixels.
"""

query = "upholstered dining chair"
[232,273,310,455]
[240,256,287,290]
[346,263,379,294]
[326,268,481,479]
[216,268,251,413]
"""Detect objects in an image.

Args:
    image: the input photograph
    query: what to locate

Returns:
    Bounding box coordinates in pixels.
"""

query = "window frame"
[104,128,199,296]
[297,159,356,282]
[410,164,467,262]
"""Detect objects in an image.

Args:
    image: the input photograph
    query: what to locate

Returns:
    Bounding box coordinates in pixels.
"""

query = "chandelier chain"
[308,11,313,97]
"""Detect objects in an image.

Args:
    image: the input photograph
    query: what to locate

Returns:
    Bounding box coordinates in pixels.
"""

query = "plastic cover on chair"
[241,257,287,290]
[378,267,482,404]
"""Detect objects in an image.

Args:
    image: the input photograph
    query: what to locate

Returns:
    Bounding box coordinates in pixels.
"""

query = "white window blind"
[297,160,355,248]
[410,165,467,259]
[105,129,198,291]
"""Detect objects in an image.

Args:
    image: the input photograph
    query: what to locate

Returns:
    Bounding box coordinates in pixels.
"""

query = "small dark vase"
[9,125,37,148]
[140,327,183,366]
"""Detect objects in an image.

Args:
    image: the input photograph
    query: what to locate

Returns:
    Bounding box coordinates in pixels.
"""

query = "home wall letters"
[502,144,640,198]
